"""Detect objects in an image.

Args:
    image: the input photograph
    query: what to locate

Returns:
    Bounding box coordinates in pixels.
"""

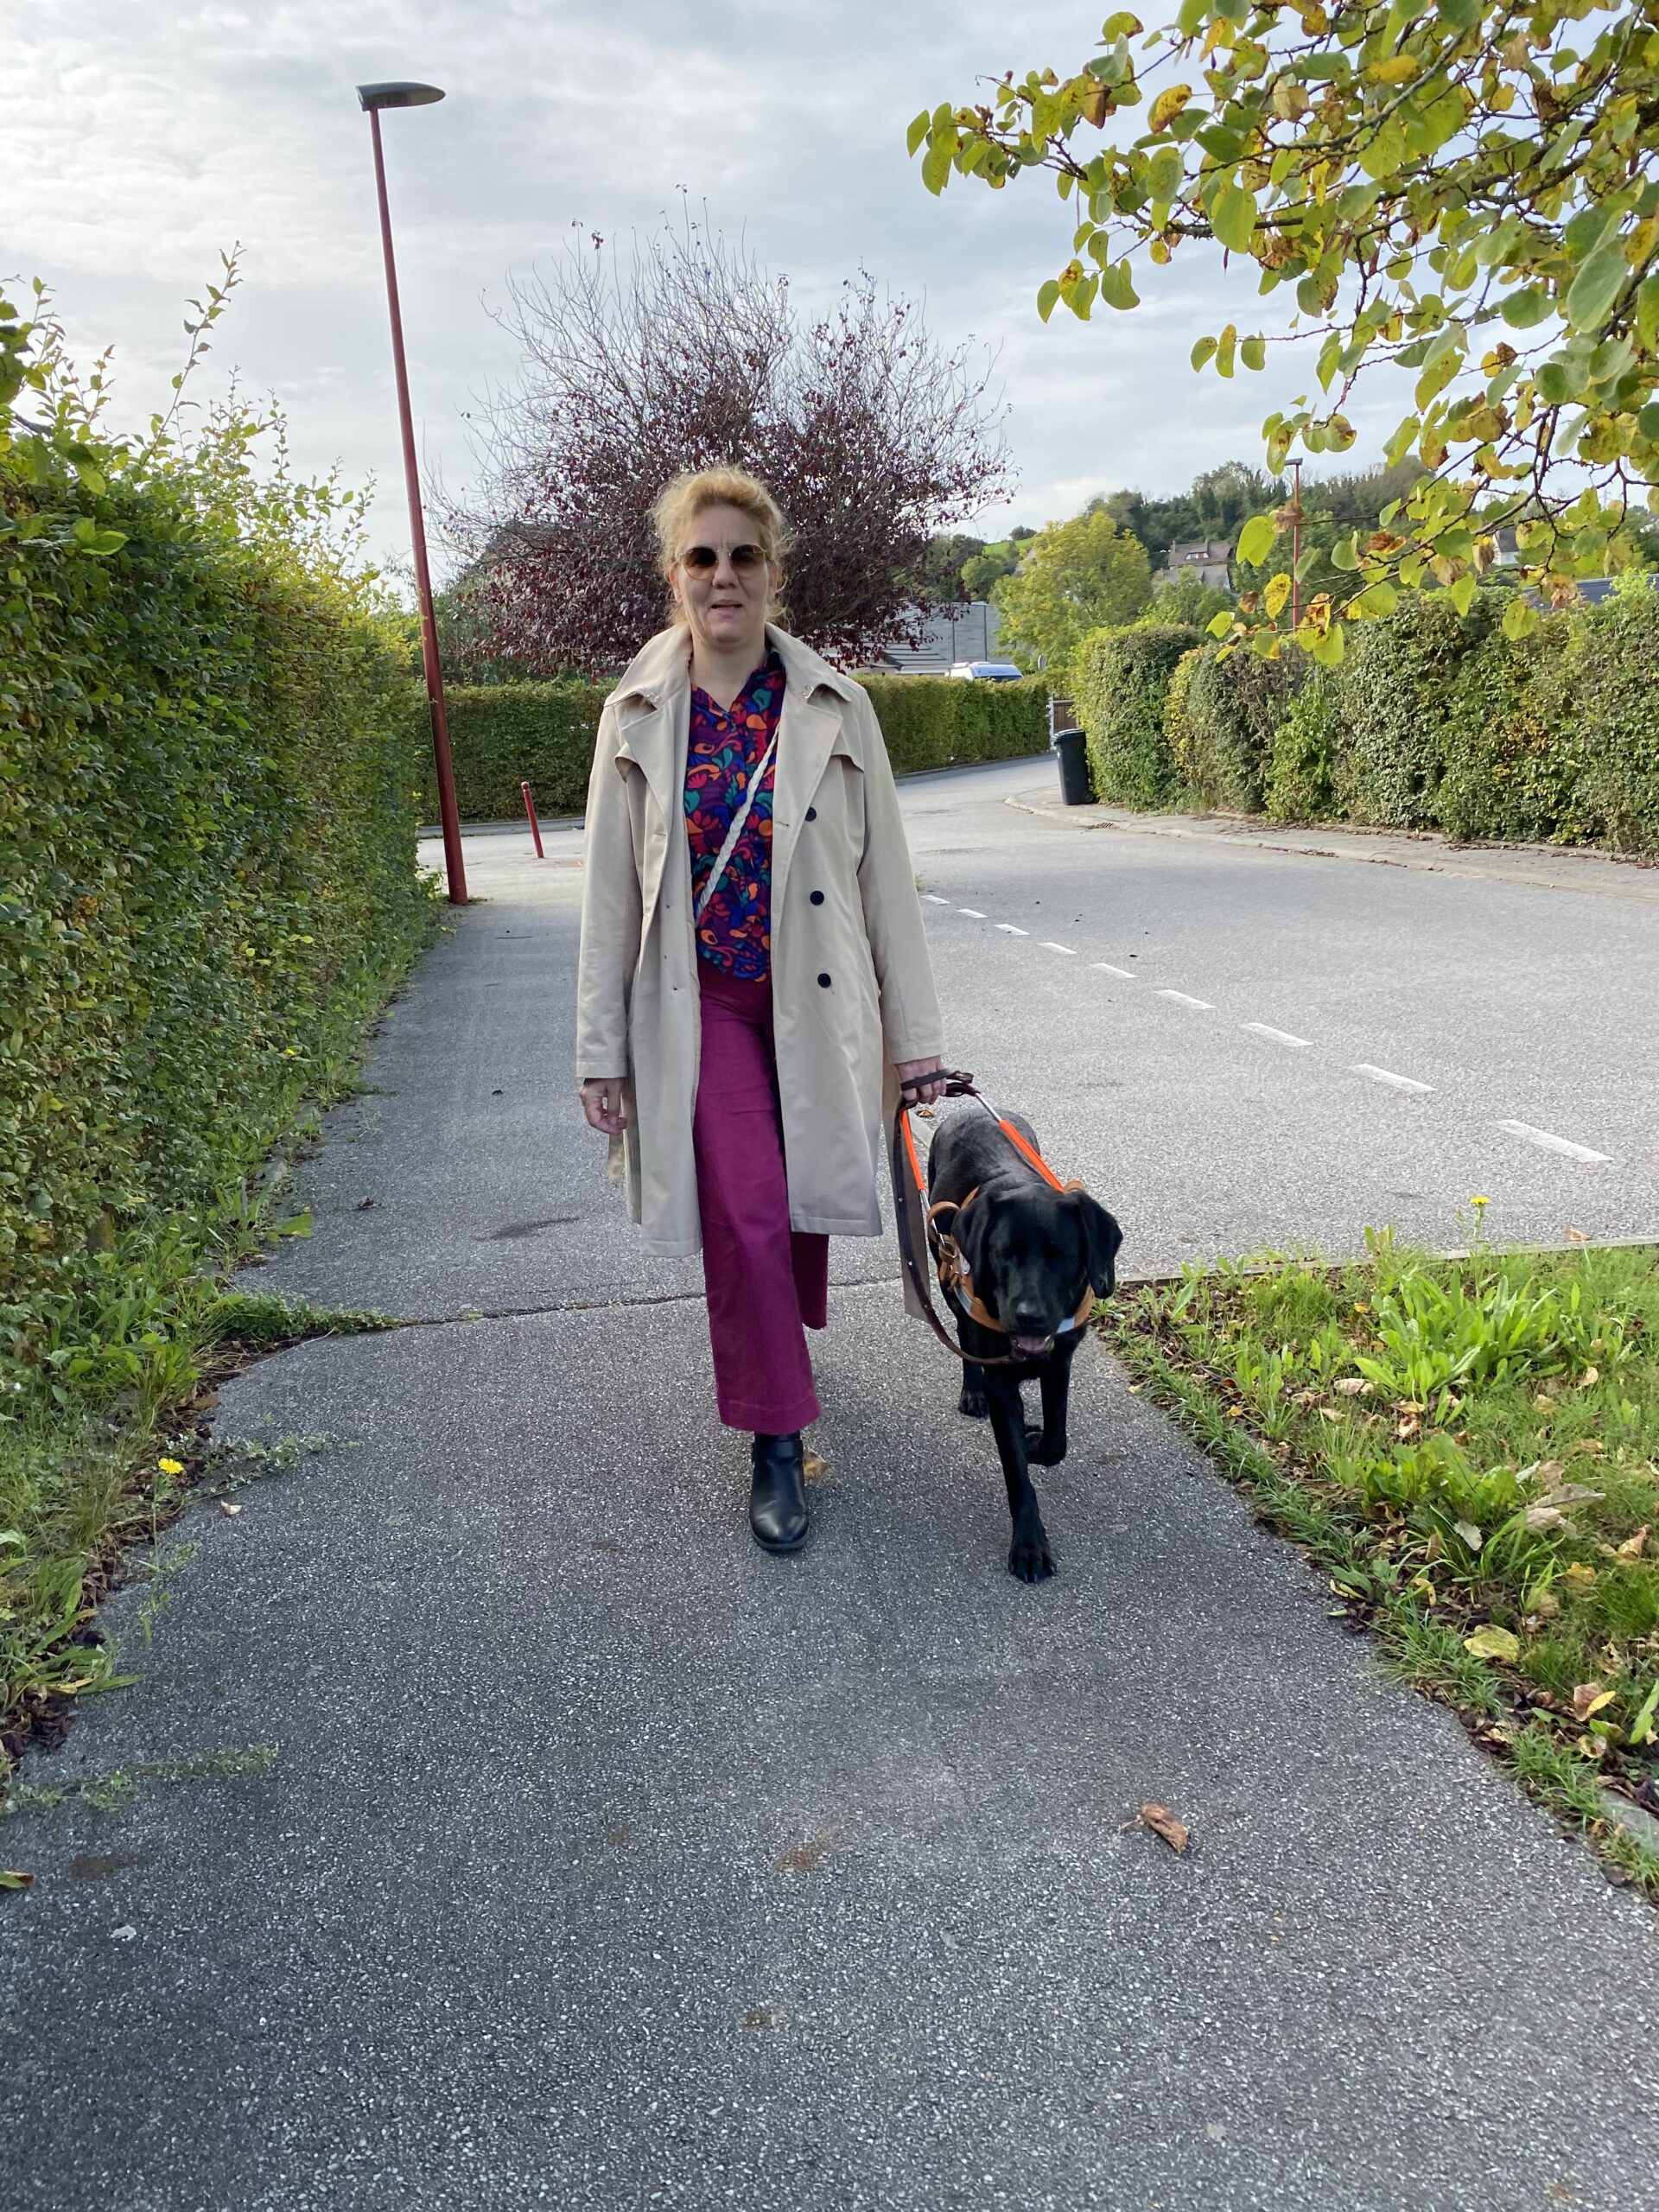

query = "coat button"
[817,972,832,988]
[810,889,824,906]
[805,806,817,821]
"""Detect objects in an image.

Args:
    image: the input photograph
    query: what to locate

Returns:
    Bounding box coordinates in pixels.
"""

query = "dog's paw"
[958,1388,989,1419]
[1023,1425,1067,1466]
[1007,1522,1057,1582]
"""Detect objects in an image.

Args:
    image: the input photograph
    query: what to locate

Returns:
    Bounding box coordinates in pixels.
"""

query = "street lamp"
[357,79,467,906]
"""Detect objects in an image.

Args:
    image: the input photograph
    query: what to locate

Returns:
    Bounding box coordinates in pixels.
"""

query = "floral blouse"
[683,651,785,980]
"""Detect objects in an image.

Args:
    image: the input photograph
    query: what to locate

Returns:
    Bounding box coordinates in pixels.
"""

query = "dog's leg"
[1027,1334,1081,1465]
[983,1371,1055,1583]
[958,1357,989,1420]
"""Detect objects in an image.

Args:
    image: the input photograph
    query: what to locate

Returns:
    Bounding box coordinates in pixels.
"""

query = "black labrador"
[927,1108,1122,1581]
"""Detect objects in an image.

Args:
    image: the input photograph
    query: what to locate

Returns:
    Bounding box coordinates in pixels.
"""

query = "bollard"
[520,780,545,858]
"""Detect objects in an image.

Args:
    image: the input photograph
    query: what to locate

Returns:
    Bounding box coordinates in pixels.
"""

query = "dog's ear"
[1077,1194,1122,1296]
[951,1192,995,1287]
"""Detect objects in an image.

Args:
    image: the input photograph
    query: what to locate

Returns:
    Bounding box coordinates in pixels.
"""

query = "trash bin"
[1052,727,1094,806]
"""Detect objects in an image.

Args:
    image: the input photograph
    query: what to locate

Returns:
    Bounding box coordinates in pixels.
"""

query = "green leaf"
[1502,596,1539,641]
[1637,276,1659,351]
[1630,1675,1659,1748]
[1190,334,1218,372]
[1346,580,1398,619]
[1330,532,1360,572]
[1037,279,1061,323]
[1240,334,1266,372]
[1448,575,1478,615]
[1500,287,1554,330]
[1211,185,1258,255]
[1216,324,1237,378]
[1147,145,1183,203]
[1565,243,1628,334]
[906,110,931,158]
[1097,260,1139,313]
[1236,512,1277,568]
[1206,609,1234,639]
[920,137,953,196]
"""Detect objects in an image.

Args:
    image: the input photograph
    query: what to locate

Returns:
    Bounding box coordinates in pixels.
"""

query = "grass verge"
[1103,1230,1659,1895]
[0,947,429,1783]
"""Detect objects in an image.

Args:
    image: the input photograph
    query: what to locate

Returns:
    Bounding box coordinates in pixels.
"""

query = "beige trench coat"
[575,622,944,1259]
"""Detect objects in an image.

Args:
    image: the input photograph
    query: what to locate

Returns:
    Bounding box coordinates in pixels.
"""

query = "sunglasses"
[680,542,767,572]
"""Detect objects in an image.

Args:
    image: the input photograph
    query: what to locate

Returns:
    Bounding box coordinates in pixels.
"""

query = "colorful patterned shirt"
[683,651,786,980]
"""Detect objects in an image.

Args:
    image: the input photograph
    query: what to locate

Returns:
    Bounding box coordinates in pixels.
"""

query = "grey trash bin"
[1052,728,1094,806]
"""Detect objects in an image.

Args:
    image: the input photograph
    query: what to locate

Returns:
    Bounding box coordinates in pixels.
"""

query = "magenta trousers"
[693,963,829,1433]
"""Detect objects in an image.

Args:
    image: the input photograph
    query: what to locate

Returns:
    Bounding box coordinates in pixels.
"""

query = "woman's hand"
[579,1077,630,1136]
[896,1055,947,1107]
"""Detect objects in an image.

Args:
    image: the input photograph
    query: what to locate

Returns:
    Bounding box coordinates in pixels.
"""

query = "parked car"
[948,659,1025,681]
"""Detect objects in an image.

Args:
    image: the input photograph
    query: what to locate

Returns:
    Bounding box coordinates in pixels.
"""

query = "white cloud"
[7,0,1402,579]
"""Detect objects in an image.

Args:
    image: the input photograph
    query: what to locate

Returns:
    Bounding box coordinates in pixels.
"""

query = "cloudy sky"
[10,1,1405,578]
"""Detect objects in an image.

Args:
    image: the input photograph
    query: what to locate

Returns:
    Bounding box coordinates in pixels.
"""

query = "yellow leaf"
[1561,1561,1599,1587]
[1148,85,1192,132]
[1572,1682,1615,1721]
[1576,1366,1599,1388]
[1368,54,1420,84]
[1464,1624,1521,1662]
[1263,572,1292,619]
[1617,1526,1649,1558]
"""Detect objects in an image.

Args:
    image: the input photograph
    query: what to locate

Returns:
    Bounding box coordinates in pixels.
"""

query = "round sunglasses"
[679,542,767,572]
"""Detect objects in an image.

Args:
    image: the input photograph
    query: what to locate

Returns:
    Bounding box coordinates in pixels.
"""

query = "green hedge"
[413,672,1051,819]
[1071,584,1659,855]
[1,451,430,1373]
[1074,626,1204,806]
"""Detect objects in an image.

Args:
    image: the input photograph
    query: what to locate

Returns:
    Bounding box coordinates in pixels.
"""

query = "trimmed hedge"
[1,451,430,1370]
[1072,583,1659,855]
[1074,626,1203,806]
[413,671,1051,819]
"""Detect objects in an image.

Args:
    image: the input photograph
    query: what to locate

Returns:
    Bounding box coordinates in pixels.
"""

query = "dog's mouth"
[1011,1333,1054,1361]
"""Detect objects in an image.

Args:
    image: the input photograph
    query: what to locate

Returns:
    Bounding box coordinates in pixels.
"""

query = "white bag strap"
[693,731,779,926]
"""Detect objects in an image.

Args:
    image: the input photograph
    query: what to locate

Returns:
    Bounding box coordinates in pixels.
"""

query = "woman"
[576,466,946,1554]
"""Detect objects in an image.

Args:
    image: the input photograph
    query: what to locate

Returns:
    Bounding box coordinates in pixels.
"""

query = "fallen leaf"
[1529,1591,1561,1620]
[1333,1377,1370,1397]
[1563,1227,1589,1243]
[1524,1504,1567,1533]
[218,1500,242,1517]
[0,1870,33,1891]
[1572,1438,1605,1458]
[1465,1624,1521,1662]
[1139,1802,1190,1854]
[802,1450,830,1485]
[1319,1407,1344,1423]
[1561,1561,1599,1587]
[1617,1526,1649,1558]
[1573,1682,1614,1721]
[354,1197,375,1211]
[1454,1519,1484,1553]
[1395,1416,1421,1440]
[1576,1365,1599,1389]
[1534,1393,1557,1413]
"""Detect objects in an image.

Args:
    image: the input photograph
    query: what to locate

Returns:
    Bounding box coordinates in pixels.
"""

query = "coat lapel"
[768,624,859,918]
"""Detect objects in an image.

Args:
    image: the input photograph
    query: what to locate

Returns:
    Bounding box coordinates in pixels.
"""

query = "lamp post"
[356,79,467,906]
[1288,456,1304,635]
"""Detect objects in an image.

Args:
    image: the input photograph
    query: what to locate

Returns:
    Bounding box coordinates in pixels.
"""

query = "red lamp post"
[357,79,467,906]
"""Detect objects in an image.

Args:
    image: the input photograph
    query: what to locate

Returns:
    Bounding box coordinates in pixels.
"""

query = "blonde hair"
[652,466,791,625]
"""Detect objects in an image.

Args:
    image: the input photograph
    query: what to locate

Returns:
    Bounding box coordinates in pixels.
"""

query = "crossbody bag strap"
[693,732,779,927]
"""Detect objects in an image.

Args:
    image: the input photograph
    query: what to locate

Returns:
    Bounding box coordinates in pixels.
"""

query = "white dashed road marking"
[1092,963,1135,979]
[1352,1065,1433,1094]
[1158,990,1214,1010]
[1243,1022,1311,1049]
[1040,942,1077,956]
[996,924,1029,936]
[1496,1120,1612,1165]
[923,893,950,904]
[957,907,986,918]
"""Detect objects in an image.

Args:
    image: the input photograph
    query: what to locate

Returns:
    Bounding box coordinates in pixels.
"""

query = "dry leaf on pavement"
[0,1871,34,1891]
[1139,1802,1190,1853]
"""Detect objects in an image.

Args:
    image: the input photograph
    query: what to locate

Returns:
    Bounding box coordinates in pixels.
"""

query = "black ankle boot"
[749,1432,808,1553]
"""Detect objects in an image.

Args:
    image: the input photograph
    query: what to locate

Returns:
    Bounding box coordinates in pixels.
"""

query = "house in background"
[1162,537,1233,590]
[864,599,1004,674]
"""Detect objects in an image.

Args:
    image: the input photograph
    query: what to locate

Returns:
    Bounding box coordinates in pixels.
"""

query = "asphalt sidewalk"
[3,819,1656,2211]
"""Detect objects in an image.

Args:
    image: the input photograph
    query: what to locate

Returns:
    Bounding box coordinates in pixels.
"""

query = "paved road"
[3,764,1657,2209]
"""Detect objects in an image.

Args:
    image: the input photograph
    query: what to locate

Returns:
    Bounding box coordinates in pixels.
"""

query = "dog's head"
[952,1185,1122,1359]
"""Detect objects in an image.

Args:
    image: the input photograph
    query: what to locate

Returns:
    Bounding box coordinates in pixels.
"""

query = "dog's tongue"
[1012,1334,1052,1360]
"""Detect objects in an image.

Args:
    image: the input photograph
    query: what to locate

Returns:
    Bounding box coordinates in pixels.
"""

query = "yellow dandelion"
[157,1457,184,1476]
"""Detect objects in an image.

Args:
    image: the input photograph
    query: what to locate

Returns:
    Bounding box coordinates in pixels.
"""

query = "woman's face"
[670,502,774,660]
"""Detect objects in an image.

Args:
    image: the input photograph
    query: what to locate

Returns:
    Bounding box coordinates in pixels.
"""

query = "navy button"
[805,806,817,821]
[817,972,832,988]
[810,889,824,906]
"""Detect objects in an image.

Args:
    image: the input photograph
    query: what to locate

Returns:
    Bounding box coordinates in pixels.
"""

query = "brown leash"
[890,1071,1095,1370]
